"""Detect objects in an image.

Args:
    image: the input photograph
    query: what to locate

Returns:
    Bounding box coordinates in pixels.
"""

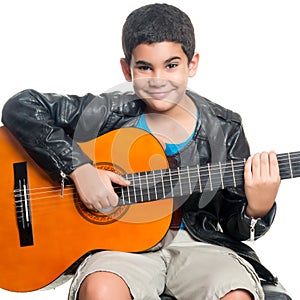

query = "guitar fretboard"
[116,151,300,206]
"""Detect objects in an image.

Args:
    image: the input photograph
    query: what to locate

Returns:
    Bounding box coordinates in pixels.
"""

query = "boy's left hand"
[244,151,281,218]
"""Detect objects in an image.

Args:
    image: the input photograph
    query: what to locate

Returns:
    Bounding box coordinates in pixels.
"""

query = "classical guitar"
[0,126,298,293]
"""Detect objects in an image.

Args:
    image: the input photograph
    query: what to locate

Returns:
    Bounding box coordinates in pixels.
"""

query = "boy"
[2,3,280,300]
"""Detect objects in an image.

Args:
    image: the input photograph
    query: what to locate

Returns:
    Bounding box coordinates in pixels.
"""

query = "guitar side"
[0,127,173,292]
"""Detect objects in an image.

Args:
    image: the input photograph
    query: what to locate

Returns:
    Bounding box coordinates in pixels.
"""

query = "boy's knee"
[221,289,253,300]
[78,271,131,300]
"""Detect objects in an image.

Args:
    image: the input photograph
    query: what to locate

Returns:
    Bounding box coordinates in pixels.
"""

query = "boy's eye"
[166,63,178,69]
[138,65,152,71]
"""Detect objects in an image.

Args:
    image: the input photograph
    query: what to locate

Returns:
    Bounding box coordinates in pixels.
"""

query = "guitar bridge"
[13,162,34,247]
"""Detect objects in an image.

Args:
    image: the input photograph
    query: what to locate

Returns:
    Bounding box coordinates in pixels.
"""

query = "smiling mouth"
[146,90,174,100]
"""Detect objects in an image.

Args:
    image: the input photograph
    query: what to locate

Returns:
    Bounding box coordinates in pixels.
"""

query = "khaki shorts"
[68,230,264,300]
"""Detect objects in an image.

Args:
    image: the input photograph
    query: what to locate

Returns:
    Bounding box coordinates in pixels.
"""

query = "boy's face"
[120,41,199,113]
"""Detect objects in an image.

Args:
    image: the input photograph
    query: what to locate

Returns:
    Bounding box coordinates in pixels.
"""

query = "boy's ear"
[188,52,200,78]
[120,58,132,81]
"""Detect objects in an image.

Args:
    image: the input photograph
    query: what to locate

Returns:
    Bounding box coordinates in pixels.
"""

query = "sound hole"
[73,162,129,225]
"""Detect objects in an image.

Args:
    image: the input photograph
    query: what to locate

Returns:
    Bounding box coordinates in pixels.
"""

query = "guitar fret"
[121,175,126,205]
[219,162,224,189]
[290,152,300,178]
[169,169,174,197]
[127,174,132,204]
[177,167,183,196]
[207,163,213,191]
[153,171,158,199]
[146,170,155,201]
[186,166,192,194]
[160,169,166,198]
[231,160,237,187]
[145,172,150,201]
[197,164,202,192]
[120,186,125,205]
[127,185,131,204]
[278,153,292,179]
[133,174,138,203]
[138,172,143,202]
[288,153,293,178]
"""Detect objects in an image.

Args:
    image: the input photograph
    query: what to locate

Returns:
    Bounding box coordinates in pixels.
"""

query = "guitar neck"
[278,151,300,179]
[116,151,300,206]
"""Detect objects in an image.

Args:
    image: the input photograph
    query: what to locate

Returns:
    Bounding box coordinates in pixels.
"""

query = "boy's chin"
[144,100,178,113]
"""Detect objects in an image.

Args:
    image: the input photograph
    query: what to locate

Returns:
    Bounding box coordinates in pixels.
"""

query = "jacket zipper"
[60,171,67,197]
[249,218,260,242]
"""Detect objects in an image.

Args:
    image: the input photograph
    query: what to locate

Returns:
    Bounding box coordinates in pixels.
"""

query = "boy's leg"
[68,250,167,300]
[163,230,264,300]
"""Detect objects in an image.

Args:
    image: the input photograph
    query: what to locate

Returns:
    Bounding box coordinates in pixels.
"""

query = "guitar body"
[0,126,173,292]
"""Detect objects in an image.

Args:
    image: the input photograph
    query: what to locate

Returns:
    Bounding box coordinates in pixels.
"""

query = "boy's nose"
[148,76,167,87]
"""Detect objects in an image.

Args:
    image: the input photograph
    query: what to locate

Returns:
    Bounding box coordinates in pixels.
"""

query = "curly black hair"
[122,3,195,65]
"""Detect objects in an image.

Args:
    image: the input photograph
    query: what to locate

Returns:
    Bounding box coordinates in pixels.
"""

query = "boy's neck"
[144,95,197,144]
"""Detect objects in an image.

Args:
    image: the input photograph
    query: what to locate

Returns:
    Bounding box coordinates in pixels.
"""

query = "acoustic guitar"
[0,126,298,292]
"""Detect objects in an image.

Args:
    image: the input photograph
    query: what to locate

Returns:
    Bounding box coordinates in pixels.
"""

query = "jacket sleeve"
[1,89,112,182]
[219,122,277,241]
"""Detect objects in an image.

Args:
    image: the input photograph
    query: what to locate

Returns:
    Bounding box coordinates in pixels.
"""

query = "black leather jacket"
[1,88,277,283]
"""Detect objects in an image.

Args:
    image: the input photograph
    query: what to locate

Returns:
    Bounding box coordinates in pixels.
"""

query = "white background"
[0,0,299,299]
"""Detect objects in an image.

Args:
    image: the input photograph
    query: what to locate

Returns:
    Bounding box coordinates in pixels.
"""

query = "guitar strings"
[13,153,300,198]
[13,159,299,203]
[12,154,300,207]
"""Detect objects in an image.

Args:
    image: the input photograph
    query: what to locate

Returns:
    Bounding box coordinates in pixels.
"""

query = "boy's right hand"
[69,163,130,211]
